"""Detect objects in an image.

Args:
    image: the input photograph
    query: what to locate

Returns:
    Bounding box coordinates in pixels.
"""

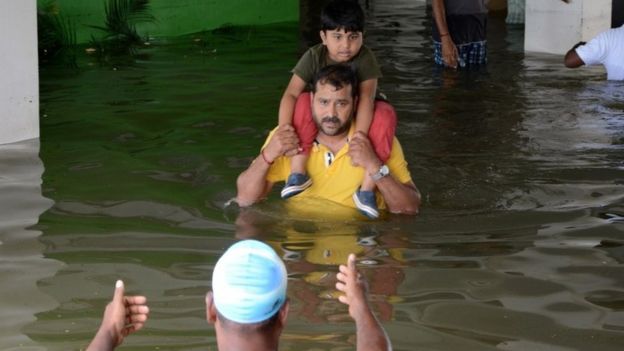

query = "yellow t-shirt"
[263,126,413,211]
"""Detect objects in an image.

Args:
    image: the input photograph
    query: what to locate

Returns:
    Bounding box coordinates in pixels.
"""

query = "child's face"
[320,29,363,63]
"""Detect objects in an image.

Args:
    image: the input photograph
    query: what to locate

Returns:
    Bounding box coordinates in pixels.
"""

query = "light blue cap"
[212,240,287,324]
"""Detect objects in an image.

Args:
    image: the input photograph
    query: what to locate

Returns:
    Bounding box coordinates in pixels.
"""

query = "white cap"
[212,240,287,324]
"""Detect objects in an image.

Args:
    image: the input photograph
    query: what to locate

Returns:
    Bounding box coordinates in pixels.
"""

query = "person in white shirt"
[564,25,624,81]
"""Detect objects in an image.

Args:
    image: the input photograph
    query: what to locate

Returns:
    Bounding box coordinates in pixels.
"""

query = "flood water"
[2,0,624,349]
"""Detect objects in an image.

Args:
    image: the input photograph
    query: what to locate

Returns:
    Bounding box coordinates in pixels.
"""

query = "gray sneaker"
[281,173,312,199]
[352,189,379,219]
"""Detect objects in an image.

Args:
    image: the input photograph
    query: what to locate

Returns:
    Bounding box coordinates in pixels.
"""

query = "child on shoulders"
[277,0,397,219]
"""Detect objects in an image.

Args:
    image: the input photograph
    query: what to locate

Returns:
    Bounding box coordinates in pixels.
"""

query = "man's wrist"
[441,35,453,43]
[369,163,389,182]
[352,302,376,326]
[366,160,383,175]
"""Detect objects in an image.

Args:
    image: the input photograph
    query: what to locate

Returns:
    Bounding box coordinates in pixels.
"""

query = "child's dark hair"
[320,0,365,33]
[312,64,359,98]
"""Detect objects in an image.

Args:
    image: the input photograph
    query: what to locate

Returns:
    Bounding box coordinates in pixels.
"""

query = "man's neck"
[316,131,350,154]
[216,330,279,351]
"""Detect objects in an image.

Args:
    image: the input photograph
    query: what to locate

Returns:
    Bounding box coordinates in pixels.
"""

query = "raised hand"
[86,280,149,351]
[336,254,391,351]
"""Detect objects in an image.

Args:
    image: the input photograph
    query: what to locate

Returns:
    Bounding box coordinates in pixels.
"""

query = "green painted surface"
[39,0,298,43]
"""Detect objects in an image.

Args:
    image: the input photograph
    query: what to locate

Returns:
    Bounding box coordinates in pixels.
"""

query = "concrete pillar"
[525,0,612,54]
[0,0,39,144]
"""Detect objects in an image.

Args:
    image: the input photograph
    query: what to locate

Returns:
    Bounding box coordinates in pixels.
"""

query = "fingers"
[124,321,146,335]
[125,296,149,320]
[351,131,367,140]
[125,295,147,306]
[274,128,300,154]
[113,280,125,304]
[347,253,357,271]
[279,124,295,132]
[127,303,149,315]
[128,311,149,324]
[284,148,299,157]
[349,132,369,145]
[125,296,149,335]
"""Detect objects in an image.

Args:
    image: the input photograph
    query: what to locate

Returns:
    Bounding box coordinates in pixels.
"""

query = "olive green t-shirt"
[292,43,383,92]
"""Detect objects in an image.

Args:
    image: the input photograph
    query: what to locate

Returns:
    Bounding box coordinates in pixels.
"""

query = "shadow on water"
[7,0,624,349]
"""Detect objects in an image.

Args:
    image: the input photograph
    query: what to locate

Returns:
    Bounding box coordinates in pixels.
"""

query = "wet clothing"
[293,92,396,161]
[575,25,624,80]
[433,40,487,67]
[263,124,413,211]
[432,0,488,66]
[291,44,395,159]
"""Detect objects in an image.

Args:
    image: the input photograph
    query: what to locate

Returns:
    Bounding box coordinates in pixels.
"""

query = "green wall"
[40,0,298,43]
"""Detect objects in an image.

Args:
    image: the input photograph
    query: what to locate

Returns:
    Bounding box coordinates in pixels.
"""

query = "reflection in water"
[0,140,60,350]
[16,0,624,349]
[232,206,408,347]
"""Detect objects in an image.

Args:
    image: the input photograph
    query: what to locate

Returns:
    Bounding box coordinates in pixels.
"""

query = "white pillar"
[0,0,39,144]
[525,0,612,54]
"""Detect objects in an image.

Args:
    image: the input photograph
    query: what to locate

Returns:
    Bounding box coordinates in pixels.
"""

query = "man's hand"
[348,132,382,174]
[336,254,371,321]
[441,36,459,69]
[87,280,149,351]
[336,254,392,351]
[564,42,587,68]
[264,124,301,160]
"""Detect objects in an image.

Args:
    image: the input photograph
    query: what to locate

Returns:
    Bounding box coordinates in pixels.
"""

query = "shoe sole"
[352,192,380,219]
[281,178,313,199]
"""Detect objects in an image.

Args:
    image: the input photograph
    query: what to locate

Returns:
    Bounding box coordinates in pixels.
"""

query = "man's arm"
[432,0,458,69]
[564,41,586,68]
[235,125,300,206]
[348,132,420,215]
[87,280,149,351]
[336,254,392,351]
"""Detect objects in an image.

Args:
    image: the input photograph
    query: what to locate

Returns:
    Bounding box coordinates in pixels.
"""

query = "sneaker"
[353,189,379,219]
[281,173,312,199]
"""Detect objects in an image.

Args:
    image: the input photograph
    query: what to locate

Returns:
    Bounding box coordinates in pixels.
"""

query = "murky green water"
[1,0,624,350]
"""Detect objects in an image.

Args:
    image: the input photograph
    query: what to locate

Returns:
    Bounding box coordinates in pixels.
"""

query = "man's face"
[320,29,363,63]
[311,81,355,137]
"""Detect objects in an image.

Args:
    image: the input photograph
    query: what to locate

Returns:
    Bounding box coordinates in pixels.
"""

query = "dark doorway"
[614,0,624,27]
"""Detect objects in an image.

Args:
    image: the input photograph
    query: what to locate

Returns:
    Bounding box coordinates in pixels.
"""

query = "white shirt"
[575,25,624,80]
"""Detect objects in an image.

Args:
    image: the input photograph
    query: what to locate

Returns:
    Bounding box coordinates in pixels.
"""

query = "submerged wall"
[38,0,298,44]
[0,0,39,144]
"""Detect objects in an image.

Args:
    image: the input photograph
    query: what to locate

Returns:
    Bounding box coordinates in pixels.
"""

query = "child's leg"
[368,100,397,163]
[291,92,317,173]
[353,100,397,218]
[281,92,317,199]
[360,100,397,192]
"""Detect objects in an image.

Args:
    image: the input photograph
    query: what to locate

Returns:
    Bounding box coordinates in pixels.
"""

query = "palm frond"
[100,0,155,43]
[38,0,77,62]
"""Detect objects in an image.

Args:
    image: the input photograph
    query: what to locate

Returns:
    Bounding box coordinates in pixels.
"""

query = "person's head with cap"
[206,239,289,349]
